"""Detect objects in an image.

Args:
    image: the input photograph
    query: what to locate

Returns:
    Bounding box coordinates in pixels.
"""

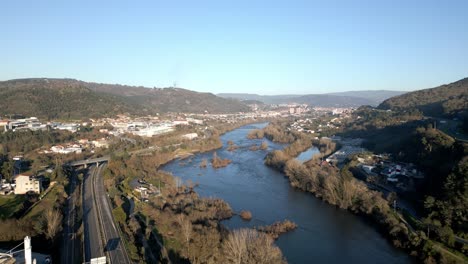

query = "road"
[61,170,81,264]
[83,165,105,262]
[94,163,132,264]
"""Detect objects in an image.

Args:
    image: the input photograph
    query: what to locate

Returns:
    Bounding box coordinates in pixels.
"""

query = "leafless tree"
[178,214,192,254]
[223,229,247,264]
[44,208,63,241]
[223,229,284,264]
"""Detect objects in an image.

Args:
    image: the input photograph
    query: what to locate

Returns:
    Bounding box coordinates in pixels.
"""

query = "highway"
[83,165,105,262]
[94,163,132,263]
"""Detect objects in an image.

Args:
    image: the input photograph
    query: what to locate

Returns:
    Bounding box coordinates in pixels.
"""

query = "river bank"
[162,122,413,263]
[103,120,290,263]
[259,121,465,263]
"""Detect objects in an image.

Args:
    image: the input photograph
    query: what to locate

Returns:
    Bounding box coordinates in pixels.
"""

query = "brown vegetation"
[249,145,260,151]
[240,210,252,221]
[260,141,268,150]
[43,208,63,241]
[263,128,464,263]
[247,129,264,139]
[263,122,296,143]
[211,152,232,168]
[199,158,208,168]
[257,220,297,239]
[222,228,285,264]
[227,144,239,152]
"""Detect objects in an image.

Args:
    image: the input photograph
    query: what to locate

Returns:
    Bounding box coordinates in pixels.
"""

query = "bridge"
[68,156,110,168]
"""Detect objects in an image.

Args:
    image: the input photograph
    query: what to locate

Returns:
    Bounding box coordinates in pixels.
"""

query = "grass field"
[0,195,25,219]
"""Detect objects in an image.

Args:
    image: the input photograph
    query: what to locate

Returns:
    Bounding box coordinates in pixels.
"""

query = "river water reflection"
[162,123,413,264]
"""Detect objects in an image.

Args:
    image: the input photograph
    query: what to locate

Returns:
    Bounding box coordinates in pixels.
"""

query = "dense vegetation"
[0,78,249,119]
[254,120,467,263]
[379,77,468,117]
[332,104,468,261]
[0,78,136,120]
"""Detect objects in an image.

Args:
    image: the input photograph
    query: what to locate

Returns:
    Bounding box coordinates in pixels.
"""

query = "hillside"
[378,77,468,117]
[85,82,249,114]
[0,78,136,120]
[218,90,404,107]
[0,78,249,120]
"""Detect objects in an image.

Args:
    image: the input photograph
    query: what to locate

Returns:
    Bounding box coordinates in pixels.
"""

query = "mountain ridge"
[218,90,405,107]
[378,77,468,117]
[0,78,249,119]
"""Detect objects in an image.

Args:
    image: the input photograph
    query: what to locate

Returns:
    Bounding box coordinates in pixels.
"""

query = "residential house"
[13,173,43,194]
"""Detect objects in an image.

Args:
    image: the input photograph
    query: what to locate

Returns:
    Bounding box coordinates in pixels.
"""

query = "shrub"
[240,210,252,221]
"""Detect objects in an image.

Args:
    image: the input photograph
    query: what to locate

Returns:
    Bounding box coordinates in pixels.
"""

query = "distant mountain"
[327,90,405,104]
[217,93,300,104]
[288,94,375,107]
[0,78,249,120]
[218,90,404,107]
[378,78,468,117]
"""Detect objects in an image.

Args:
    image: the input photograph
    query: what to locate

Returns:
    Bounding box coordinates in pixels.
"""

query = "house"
[0,120,9,132]
[173,120,189,126]
[182,133,198,140]
[50,145,82,154]
[78,139,89,145]
[187,118,204,125]
[55,123,79,132]
[13,173,43,194]
[92,138,109,148]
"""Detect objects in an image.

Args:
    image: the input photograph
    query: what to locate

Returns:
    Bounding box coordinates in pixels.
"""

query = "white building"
[132,124,174,137]
[182,133,198,140]
[50,145,82,154]
[56,123,79,133]
[13,173,43,194]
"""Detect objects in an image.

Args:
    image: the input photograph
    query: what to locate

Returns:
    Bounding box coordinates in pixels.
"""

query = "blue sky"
[1,0,467,94]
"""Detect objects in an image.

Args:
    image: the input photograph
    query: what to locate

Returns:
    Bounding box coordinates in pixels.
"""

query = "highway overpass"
[68,156,110,168]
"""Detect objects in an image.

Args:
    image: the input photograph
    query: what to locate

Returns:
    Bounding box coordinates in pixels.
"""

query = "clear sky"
[1,0,467,95]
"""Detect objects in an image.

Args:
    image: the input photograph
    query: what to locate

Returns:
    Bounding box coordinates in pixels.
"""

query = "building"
[173,120,189,126]
[13,173,43,194]
[55,123,79,132]
[182,133,198,140]
[50,144,82,154]
[187,118,204,125]
[92,138,110,148]
[132,124,174,137]
[0,119,9,132]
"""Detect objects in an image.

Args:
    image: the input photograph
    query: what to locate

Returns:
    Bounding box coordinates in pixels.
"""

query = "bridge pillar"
[84,164,87,169]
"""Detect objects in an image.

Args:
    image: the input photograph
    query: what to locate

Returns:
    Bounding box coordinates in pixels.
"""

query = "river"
[162,123,413,264]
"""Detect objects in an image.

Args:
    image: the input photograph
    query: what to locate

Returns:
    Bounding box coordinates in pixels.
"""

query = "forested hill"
[0,78,249,119]
[378,77,468,117]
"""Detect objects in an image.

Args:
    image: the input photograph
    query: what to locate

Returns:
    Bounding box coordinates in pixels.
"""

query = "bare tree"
[178,214,192,255]
[44,208,63,241]
[174,176,183,191]
[223,229,247,264]
[223,229,284,264]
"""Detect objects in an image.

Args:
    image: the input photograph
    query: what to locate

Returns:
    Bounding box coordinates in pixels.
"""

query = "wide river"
[162,123,413,264]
